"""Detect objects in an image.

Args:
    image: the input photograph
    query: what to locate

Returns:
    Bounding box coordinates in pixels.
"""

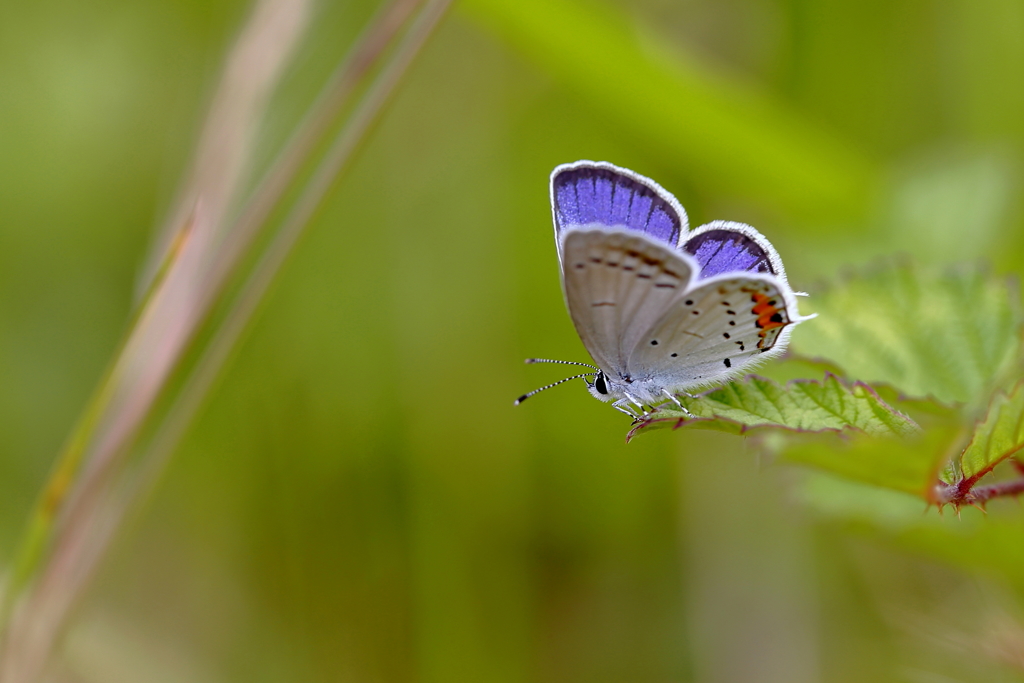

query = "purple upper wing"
[551,162,686,248]
[682,224,778,280]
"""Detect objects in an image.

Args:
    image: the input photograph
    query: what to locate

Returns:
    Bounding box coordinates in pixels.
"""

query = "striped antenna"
[514,372,597,405]
[524,358,598,369]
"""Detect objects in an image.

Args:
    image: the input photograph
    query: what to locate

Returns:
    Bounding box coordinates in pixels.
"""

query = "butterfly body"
[519,161,812,418]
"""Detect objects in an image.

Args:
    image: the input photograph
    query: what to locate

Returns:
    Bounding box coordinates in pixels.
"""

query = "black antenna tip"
[514,394,529,405]
[524,358,538,364]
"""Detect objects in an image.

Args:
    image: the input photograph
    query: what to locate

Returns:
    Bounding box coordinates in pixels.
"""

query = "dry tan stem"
[0,0,310,678]
[0,0,453,678]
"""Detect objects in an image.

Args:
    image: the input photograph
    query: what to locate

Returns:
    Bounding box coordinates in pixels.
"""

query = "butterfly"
[516,161,814,419]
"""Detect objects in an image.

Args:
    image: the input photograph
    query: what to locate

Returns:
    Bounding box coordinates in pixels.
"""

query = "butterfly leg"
[661,390,693,418]
[624,393,653,418]
[611,399,642,419]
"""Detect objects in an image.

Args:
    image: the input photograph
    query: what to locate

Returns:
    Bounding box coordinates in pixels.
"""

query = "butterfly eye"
[594,372,609,395]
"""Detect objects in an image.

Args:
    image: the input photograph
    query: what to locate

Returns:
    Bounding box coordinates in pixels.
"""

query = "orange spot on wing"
[750,292,787,331]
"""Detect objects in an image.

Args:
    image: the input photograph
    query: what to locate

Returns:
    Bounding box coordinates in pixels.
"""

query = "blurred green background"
[3,0,1024,680]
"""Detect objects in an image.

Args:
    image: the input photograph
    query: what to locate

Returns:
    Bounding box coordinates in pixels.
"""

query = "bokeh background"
[3,0,1024,680]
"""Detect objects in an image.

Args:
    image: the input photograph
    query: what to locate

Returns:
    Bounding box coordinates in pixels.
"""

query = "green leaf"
[629,374,920,440]
[796,473,1024,582]
[460,0,874,218]
[796,472,942,529]
[791,262,1022,405]
[881,151,1018,265]
[941,380,1024,486]
[781,421,960,497]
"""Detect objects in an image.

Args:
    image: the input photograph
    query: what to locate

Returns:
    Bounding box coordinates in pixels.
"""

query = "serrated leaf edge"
[937,380,1024,503]
[627,373,920,442]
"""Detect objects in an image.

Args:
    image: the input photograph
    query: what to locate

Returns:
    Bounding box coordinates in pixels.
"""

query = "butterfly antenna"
[514,372,597,406]
[524,358,598,369]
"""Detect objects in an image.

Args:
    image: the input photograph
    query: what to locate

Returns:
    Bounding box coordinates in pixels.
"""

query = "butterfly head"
[586,370,632,403]
[584,370,665,408]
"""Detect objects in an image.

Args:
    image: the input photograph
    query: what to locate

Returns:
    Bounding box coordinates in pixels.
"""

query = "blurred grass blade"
[0,211,197,620]
[0,0,313,676]
[939,380,1024,488]
[791,262,1023,406]
[0,0,452,679]
[461,0,875,217]
[141,0,427,296]
[630,374,920,440]
[139,0,312,291]
[126,0,455,560]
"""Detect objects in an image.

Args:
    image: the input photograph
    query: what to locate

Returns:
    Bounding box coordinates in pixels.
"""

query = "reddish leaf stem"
[934,464,1024,509]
